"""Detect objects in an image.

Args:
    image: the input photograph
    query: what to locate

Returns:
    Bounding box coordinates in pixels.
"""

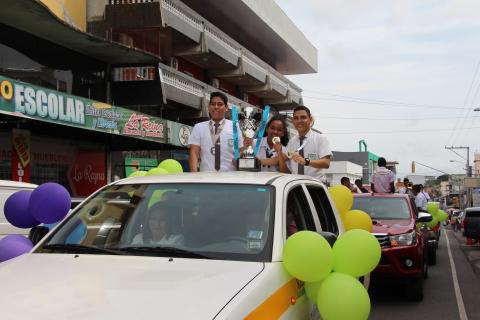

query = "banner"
[11,128,31,182]
[0,75,172,145]
[67,150,106,197]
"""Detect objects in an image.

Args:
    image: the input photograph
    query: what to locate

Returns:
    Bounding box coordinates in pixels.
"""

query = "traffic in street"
[371,227,480,320]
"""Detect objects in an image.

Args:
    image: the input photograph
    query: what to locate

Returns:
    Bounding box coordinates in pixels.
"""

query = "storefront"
[0,75,191,196]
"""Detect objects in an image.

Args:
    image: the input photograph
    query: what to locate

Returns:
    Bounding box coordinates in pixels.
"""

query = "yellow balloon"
[328,185,353,215]
[342,210,373,232]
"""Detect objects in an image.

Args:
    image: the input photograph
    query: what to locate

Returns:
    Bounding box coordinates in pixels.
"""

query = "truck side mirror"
[318,231,337,247]
[28,226,50,245]
[416,212,433,223]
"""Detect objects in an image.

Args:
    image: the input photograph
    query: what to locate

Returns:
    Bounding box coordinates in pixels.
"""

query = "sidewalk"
[449,226,480,279]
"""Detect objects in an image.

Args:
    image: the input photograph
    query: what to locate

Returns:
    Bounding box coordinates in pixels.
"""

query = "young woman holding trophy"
[255,115,289,172]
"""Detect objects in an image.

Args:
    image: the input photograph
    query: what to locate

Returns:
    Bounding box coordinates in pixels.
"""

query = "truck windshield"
[352,197,411,220]
[36,183,274,262]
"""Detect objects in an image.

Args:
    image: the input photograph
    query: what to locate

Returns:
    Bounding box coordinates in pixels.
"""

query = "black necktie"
[298,136,305,174]
[214,123,220,171]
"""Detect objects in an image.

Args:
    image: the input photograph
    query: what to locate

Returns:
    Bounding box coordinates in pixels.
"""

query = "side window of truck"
[286,185,316,237]
[306,185,339,235]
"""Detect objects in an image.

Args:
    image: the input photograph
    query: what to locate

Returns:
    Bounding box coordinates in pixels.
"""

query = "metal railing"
[160,0,203,31]
[108,0,156,4]
[159,68,204,97]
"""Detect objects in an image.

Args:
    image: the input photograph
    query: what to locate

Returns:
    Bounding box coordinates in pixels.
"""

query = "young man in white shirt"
[188,92,243,172]
[370,157,395,193]
[276,106,332,180]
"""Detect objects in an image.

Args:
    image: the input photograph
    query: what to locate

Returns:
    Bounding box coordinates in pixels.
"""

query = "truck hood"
[372,219,414,235]
[0,253,264,320]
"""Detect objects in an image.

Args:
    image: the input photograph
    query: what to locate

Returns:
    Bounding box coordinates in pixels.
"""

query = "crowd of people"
[188,91,332,180]
[339,158,436,213]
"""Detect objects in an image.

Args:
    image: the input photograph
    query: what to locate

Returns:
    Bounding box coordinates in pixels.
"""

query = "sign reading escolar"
[14,83,85,125]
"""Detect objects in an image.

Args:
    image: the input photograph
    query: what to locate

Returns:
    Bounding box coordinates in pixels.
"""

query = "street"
[370,228,480,319]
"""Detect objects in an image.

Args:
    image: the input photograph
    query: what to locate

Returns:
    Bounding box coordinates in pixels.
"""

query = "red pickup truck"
[352,193,433,301]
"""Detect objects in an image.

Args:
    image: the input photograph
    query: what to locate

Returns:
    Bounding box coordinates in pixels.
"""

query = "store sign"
[168,121,192,147]
[124,157,158,177]
[11,129,31,182]
[68,151,107,197]
[0,75,169,145]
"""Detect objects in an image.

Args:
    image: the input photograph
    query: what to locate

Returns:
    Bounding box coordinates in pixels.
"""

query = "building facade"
[0,0,316,195]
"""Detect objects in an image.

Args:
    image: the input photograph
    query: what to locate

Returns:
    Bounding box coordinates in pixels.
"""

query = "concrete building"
[0,0,316,195]
[324,161,363,187]
[474,153,480,176]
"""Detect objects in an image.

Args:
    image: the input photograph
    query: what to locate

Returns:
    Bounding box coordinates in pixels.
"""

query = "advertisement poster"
[124,157,158,177]
[11,128,30,182]
[68,151,107,197]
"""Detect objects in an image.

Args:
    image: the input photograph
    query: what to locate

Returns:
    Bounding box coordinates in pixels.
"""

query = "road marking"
[445,230,468,320]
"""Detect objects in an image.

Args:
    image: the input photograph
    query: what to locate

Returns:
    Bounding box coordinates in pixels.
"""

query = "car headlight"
[390,231,416,246]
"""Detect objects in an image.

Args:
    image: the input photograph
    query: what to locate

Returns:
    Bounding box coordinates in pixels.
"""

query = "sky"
[275,0,480,178]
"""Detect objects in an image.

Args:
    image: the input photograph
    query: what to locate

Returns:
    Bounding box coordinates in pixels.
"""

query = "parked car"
[0,172,345,319]
[463,207,480,241]
[352,193,432,301]
[0,180,37,238]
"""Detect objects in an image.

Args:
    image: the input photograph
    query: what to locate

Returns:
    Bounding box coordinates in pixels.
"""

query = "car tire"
[428,247,437,265]
[406,277,424,302]
[423,254,429,279]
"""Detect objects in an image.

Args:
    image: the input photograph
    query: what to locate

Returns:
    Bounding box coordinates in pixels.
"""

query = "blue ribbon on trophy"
[232,105,270,171]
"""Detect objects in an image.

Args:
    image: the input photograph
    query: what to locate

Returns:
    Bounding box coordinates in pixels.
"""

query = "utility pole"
[445,146,472,207]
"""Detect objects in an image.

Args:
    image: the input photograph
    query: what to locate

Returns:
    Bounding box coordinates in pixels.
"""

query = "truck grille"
[374,234,391,248]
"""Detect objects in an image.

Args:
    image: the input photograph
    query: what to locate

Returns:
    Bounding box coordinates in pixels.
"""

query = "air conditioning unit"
[212,78,220,88]
[170,57,178,70]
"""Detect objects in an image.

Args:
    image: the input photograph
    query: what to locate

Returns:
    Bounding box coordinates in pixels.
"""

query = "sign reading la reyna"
[0,75,171,144]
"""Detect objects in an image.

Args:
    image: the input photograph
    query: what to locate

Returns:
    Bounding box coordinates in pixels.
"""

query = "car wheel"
[423,255,429,279]
[406,277,424,301]
[428,246,437,265]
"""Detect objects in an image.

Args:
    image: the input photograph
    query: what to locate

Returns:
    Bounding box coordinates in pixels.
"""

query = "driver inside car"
[132,202,184,246]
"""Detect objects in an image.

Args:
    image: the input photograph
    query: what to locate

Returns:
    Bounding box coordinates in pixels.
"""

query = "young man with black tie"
[188,92,243,172]
[276,106,332,181]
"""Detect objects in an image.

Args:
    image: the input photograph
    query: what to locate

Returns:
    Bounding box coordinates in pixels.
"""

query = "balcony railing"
[108,0,156,4]
[158,63,259,112]
[104,0,303,108]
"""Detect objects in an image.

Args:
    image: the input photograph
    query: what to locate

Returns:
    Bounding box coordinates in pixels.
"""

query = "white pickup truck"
[0,172,345,319]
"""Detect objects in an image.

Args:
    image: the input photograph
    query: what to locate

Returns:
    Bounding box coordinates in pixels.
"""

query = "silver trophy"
[237,106,262,171]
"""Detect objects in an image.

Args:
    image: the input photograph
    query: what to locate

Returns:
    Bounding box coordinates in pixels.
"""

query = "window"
[286,186,316,237]
[37,183,274,262]
[466,210,480,218]
[306,185,339,235]
[352,197,411,220]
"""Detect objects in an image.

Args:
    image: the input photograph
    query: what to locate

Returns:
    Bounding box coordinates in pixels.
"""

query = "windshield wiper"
[119,246,212,259]
[42,243,125,255]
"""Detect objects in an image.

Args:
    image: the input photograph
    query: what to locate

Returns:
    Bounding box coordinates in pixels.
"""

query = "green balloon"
[146,167,169,176]
[128,170,147,178]
[437,210,448,222]
[427,202,439,215]
[317,272,371,320]
[305,281,323,301]
[426,215,439,228]
[159,159,183,174]
[282,231,334,282]
[333,229,381,277]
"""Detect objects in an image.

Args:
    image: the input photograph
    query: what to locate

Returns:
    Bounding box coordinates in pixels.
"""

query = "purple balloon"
[28,183,71,224]
[4,190,39,228]
[0,235,33,263]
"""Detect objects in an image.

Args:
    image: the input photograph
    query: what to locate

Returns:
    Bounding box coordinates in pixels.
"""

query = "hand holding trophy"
[232,105,270,171]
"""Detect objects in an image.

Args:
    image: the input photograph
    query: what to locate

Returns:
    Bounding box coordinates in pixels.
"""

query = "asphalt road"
[370,228,480,320]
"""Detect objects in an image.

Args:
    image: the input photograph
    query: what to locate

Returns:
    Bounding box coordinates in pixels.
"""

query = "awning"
[0,0,159,66]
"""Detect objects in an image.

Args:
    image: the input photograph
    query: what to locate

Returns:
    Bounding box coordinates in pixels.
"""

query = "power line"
[325,126,480,135]
[302,91,466,110]
[315,115,480,121]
